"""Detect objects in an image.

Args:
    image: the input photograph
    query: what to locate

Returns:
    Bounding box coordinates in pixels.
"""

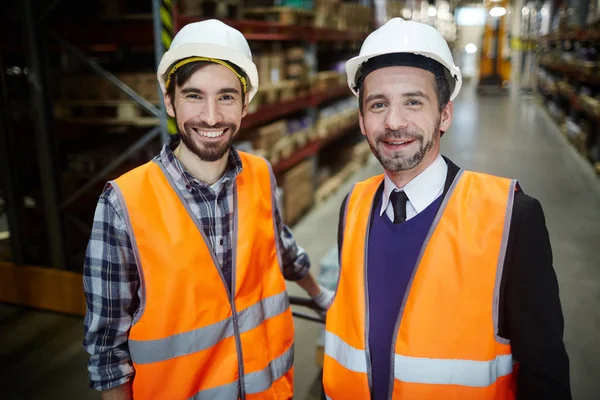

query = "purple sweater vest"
[367,194,442,399]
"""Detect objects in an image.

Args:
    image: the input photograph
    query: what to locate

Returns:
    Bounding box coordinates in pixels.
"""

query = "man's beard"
[367,117,440,172]
[179,120,239,162]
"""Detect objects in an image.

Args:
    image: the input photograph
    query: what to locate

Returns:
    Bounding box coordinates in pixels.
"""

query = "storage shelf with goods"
[534,27,600,176]
[2,0,377,274]
[234,99,362,225]
[235,92,362,214]
[48,3,371,49]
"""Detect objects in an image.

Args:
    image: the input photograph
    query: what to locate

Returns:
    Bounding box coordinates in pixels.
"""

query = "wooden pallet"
[55,101,160,126]
[179,0,244,18]
[245,6,314,25]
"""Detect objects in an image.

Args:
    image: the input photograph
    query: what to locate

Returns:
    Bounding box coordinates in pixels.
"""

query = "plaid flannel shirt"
[83,135,311,391]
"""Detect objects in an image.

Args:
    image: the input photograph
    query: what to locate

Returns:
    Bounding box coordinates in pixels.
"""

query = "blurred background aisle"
[1,0,599,398]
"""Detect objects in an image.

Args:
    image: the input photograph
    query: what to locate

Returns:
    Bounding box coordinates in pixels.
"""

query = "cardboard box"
[253,120,287,153]
[59,73,159,103]
[282,159,314,225]
[270,52,286,84]
[257,54,272,85]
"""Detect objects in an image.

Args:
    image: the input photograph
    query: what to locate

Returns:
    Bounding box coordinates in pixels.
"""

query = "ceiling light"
[489,7,507,17]
[465,43,478,54]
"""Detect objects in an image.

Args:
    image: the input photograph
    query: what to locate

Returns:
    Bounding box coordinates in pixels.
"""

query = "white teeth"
[197,129,225,138]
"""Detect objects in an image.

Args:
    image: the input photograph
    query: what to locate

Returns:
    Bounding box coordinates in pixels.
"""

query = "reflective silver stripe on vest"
[190,380,238,400]
[324,330,368,373]
[246,345,294,394]
[190,345,294,399]
[130,291,290,364]
[394,353,513,387]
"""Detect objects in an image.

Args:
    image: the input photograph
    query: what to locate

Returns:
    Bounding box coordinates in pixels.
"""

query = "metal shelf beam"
[0,49,26,265]
[23,0,68,269]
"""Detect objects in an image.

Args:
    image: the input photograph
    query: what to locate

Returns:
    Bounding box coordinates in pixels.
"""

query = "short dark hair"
[358,73,451,115]
[163,59,251,107]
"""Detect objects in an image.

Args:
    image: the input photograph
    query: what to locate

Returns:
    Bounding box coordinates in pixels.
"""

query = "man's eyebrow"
[180,87,204,95]
[179,87,240,95]
[402,90,430,100]
[217,87,240,95]
[365,91,430,102]
[365,93,387,102]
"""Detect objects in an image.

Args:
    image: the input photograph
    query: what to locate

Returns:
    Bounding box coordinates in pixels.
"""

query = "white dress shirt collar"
[380,154,448,218]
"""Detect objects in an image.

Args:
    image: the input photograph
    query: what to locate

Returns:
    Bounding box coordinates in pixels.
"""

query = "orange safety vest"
[323,170,518,400]
[111,151,295,400]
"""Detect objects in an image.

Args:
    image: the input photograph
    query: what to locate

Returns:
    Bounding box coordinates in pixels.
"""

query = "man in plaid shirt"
[83,20,333,399]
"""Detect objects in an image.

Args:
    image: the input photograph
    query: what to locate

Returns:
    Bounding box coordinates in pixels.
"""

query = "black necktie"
[390,190,409,224]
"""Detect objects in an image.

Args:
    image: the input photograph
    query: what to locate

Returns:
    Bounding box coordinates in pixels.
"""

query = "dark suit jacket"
[337,156,571,399]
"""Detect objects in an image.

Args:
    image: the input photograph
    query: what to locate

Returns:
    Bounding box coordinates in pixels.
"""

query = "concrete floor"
[1,85,600,399]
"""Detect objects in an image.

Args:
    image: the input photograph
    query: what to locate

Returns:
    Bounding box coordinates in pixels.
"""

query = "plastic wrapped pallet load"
[315,245,340,367]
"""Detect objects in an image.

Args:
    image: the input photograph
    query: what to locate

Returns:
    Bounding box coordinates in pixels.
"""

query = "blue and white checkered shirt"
[83,135,310,391]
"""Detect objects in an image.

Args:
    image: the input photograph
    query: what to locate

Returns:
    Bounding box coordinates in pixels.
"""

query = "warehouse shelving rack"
[535,24,600,175]
[0,0,372,314]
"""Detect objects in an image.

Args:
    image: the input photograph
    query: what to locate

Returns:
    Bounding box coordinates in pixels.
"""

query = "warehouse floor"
[1,84,600,400]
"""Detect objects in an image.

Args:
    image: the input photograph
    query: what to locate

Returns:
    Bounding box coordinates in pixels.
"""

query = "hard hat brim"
[158,42,259,103]
[345,51,462,101]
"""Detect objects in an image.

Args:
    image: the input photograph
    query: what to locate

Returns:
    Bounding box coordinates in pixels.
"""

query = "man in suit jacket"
[321,18,571,400]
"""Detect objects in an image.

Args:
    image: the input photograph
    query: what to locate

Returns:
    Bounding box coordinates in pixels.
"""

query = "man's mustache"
[376,130,423,142]
[184,121,236,130]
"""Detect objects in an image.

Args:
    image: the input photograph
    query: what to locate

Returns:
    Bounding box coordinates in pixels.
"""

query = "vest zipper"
[363,198,375,396]
[230,185,246,399]
[157,161,247,398]
[386,170,464,400]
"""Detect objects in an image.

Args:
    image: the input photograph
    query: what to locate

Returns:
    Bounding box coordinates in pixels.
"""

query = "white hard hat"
[157,19,259,103]
[345,18,462,101]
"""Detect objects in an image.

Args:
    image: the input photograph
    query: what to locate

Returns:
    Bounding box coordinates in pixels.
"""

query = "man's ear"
[164,92,176,118]
[358,110,367,138]
[241,92,250,118]
[439,101,453,132]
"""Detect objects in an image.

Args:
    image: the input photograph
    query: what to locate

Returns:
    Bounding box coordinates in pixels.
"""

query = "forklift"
[477,0,512,94]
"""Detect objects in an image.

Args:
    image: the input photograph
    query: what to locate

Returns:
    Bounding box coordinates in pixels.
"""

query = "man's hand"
[295,274,335,318]
[311,285,335,311]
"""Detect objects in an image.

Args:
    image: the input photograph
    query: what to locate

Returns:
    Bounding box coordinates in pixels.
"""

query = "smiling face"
[165,63,248,162]
[359,66,453,174]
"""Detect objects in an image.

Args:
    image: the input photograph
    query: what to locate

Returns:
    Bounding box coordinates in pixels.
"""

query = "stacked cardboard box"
[282,159,314,225]
[314,0,338,28]
[386,1,411,19]
[338,3,373,32]
[286,47,308,81]
[178,0,244,18]
[256,48,311,86]
[314,0,372,31]
[315,97,359,139]
[59,73,159,103]
[256,50,287,86]
[251,120,288,158]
